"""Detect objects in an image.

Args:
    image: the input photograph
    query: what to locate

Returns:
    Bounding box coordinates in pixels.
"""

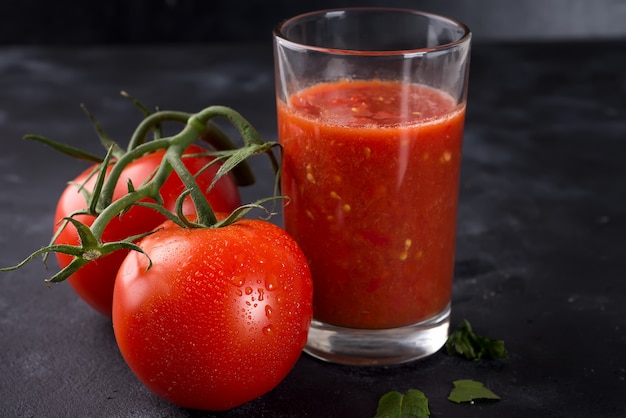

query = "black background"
[1,0,625,45]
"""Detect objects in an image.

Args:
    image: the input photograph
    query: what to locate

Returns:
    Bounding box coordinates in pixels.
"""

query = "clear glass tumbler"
[273,8,471,365]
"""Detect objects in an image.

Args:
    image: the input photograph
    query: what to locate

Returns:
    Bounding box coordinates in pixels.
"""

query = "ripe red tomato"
[54,144,241,317]
[112,219,313,411]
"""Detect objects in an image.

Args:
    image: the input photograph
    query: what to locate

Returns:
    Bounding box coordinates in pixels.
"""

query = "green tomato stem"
[7,101,282,283]
[91,123,203,240]
[127,110,192,151]
[165,148,218,226]
[96,137,172,213]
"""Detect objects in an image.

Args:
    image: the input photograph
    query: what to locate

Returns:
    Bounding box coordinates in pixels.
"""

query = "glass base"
[304,304,450,366]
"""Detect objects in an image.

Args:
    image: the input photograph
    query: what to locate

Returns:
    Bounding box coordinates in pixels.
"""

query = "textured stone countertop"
[0,41,624,417]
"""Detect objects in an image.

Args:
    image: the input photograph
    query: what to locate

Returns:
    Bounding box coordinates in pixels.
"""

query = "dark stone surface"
[1,40,625,417]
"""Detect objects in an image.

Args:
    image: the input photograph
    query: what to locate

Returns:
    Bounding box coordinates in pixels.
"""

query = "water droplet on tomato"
[258,288,265,301]
[231,276,244,287]
[245,286,253,295]
[235,289,243,297]
[265,274,278,291]
[262,325,274,336]
[265,305,273,319]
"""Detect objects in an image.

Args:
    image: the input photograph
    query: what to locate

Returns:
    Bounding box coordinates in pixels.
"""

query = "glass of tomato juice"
[273,8,471,365]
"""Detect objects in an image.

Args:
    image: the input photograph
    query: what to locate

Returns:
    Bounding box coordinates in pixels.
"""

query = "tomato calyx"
[6,216,156,284]
[2,94,283,284]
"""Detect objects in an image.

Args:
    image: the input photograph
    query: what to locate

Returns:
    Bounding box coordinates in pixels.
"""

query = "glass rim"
[273,7,471,57]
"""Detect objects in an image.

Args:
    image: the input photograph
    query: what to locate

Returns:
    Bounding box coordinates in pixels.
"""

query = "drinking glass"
[273,8,471,365]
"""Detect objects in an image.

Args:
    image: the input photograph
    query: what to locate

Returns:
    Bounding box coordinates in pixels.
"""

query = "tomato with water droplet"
[112,218,313,411]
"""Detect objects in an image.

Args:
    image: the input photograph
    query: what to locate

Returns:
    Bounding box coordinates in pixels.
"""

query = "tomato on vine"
[3,98,313,411]
[54,144,241,316]
[113,218,313,410]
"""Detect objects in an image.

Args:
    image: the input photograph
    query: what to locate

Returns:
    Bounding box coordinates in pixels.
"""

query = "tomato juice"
[278,79,465,329]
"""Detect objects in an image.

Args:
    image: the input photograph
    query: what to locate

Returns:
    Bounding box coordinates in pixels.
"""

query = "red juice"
[278,79,465,329]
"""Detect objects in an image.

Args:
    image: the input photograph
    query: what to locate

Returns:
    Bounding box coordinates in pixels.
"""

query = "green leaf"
[445,319,508,361]
[88,146,115,215]
[0,243,83,273]
[120,90,153,117]
[80,103,126,159]
[200,120,255,187]
[64,217,100,249]
[207,142,277,193]
[23,134,103,163]
[374,389,430,418]
[212,196,285,228]
[447,379,501,404]
[120,91,164,140]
